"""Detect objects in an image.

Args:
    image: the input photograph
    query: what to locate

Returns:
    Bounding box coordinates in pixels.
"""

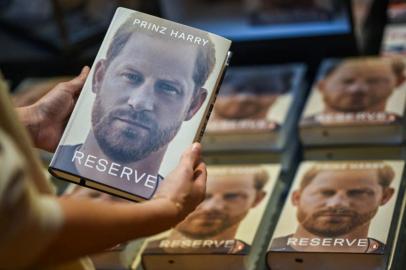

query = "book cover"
[387,1,406,24]
[267,160,406,270]
[49,7,232,201]
[202,63,306,151]
[300,56,406,145]
[381,24,406,56]
[304,145,406,161]
[141,164,281,270]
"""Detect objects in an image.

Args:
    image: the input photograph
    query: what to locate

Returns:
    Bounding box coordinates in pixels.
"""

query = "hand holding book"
[17,66,90,152]
[153,143,207,222]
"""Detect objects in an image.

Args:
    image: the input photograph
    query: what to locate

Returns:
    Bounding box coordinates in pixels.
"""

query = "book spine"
[195,51,232,142]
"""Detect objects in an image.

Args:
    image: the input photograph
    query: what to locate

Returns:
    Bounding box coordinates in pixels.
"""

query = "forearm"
[35,196,180,266]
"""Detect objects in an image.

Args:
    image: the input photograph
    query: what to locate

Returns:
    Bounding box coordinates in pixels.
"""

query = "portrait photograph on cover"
[206,65,297,134]
[382,25,406,56]
[269,160,404,254]
[50,8,231,200]
[142,164,279,255]
[301,57,406,128]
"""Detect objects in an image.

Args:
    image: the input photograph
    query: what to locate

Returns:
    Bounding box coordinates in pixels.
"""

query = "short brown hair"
[104,14,217,92]
[323,57,404,82]
[208,166,270,191]
[253,169,269,191]
[300,162,395,190]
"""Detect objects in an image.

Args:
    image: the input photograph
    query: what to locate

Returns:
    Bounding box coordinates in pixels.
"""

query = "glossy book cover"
[49,7,231,201]
[206,64,304,134]
[268,160,404,254]
[300,57,406,128]
[142,164,279,252]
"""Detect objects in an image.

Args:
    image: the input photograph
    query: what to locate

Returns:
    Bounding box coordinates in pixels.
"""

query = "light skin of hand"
[35,143,206,266]
[14,67,207,266]
[17,66,90,152]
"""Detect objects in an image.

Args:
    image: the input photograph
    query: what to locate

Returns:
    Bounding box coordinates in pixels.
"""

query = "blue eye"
[123,72,143,84]
[320,190,335,197]
[157,81,180,95]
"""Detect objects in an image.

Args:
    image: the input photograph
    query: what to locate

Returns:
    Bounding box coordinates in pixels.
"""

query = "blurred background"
[0,0,386,89]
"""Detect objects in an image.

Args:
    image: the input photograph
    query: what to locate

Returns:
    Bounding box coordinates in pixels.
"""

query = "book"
[299,57,406,146]
[49,7,232,202]
[201,63,306,152]
[266,160,406,270]
[141,164,282,270]
[387,1,406,25]
[304,145,406,161]
[203,137,300,173]
[381,24,406,57]
[91,239,145,270]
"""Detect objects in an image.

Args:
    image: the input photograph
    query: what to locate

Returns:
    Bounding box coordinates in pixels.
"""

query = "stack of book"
[299,56,406,161]
[18,2,406,269]
[202,63,307,170]
[137,164,283,270]
[266,160,406,270]
[382,0,406,56]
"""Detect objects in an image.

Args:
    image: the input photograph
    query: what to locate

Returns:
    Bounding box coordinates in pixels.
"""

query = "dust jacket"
[267,160,406,270]
[140,164,281,270]
[299,56,406,146]
[202,63,306,151]
[49,7,232,202]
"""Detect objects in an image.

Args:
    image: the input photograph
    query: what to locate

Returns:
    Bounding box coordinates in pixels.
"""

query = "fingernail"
[192,143,201,153]
[81,66,89,75]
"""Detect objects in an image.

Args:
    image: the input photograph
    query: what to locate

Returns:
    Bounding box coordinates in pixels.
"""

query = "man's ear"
[185,88,208,121]
[291,190,301,206]
[92,59,107,94]
[391,57,406,87]
[317,79,326,94]
[381,187,395,206]
[252,191,266,208]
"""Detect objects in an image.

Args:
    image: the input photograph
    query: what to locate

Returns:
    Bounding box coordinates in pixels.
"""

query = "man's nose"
[127,79,155,111]
[325,192,350,208]
[200,196,225,211]
[347,80,368,94]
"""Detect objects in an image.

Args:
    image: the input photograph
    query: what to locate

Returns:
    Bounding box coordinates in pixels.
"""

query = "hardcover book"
[49,7,232,201]
[267,160,406,270]
[387,1,406,24]
[202,63,306,151]
[299,56,406,146]
[304,145,406,161]
[381,24,406,56]
[203,138,300,173]
[140,164,281,270]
